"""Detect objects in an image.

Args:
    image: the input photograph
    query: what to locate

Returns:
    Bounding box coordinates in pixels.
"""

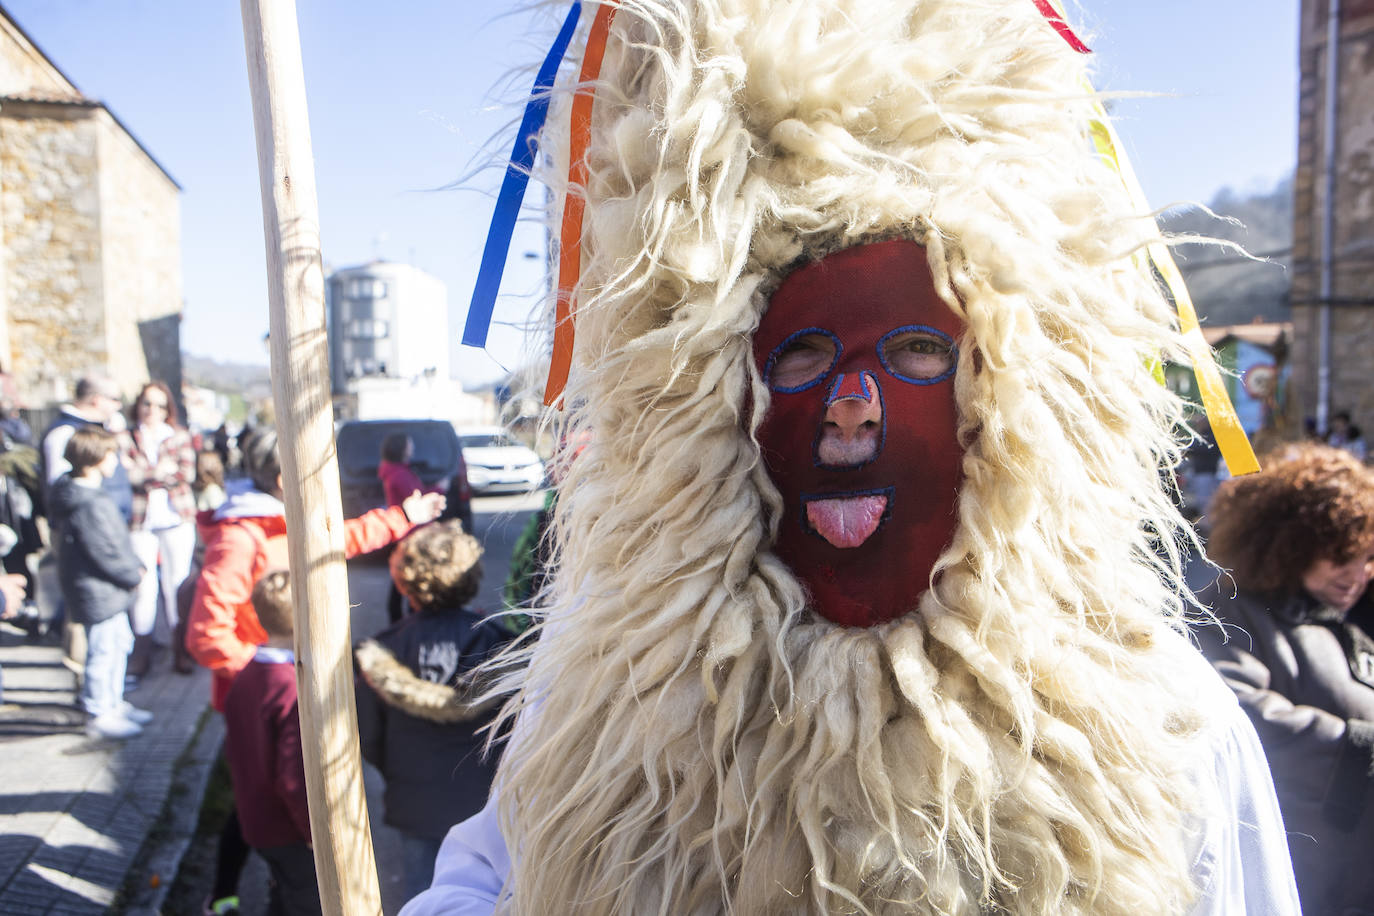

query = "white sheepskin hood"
[486,2,1225,914]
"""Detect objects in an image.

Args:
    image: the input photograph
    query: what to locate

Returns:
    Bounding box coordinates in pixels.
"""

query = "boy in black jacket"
[354,520,515,901]
[49,426,147,739]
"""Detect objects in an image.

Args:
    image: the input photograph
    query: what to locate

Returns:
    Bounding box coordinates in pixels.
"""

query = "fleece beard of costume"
[484,0,1224,913]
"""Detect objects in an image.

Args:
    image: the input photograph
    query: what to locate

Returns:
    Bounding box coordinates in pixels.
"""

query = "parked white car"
[457,426,546,495]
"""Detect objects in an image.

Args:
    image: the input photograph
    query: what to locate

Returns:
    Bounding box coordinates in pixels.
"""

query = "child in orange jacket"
[186,427,443,710]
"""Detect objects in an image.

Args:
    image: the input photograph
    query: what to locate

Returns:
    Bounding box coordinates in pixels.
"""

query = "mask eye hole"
[766,328,840,392]
[879,325,957,384]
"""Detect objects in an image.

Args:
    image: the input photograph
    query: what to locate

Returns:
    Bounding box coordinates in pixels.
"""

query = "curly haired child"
[354,520,517,901]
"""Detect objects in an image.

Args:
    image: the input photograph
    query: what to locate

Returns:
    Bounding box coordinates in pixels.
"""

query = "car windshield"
[337,423,458,479]
[460,434,514,449]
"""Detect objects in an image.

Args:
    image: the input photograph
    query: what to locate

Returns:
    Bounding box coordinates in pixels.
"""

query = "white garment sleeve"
[399,791,510,916]
[43,425,76,483]
[1187,694,1302,916]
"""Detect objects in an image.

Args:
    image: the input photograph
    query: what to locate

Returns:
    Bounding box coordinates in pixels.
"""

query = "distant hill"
[1159,176,1293,326]
[183,354,272,397]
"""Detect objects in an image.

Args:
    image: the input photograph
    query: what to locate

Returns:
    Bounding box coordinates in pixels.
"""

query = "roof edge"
[0,2,84,97]
[0,5,180,190]
[0,95,182,191]
[96,101,182,191]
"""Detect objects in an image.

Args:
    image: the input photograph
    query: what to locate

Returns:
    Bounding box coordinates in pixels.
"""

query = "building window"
[347,319,389,340]
[347,278,388,299]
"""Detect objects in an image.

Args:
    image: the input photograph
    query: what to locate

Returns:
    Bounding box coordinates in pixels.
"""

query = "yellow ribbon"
[1049,0,1259,475]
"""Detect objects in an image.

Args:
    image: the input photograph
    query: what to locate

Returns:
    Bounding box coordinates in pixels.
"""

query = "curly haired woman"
[1198,443,1374,914]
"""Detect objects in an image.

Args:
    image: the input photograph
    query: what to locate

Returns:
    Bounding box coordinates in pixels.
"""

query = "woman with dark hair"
[1197,443,1374,914]
[121,380,198,678]
[378,432,442,508]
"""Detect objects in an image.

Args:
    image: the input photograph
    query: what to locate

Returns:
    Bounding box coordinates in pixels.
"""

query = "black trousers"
[212,799,250,901]
[257,843,323,916]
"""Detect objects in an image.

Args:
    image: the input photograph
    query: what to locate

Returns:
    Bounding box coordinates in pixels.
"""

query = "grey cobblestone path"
[0,627,212,914]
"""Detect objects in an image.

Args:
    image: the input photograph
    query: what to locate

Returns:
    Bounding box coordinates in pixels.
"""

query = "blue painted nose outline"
[826,370,879,407]
[817,370,885,471]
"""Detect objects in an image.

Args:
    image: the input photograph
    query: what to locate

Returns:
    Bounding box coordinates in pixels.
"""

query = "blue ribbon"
[463,2,583,349]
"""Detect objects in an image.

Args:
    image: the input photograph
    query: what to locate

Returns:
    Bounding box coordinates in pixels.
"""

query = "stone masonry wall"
[96,109,182,399]
[0,106,106,404]
[1292,0,1374,436]
[0,12,181,410]
[0,14,83,400]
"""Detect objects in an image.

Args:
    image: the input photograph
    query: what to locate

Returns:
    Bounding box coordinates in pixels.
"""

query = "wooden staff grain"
[240,1,382,912]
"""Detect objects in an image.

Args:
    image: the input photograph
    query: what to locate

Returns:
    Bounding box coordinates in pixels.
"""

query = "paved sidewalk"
[0,626,213,915]
[0,509,533,915]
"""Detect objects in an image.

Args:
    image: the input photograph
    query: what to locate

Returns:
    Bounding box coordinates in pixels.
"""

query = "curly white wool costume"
[445,2,1277,914]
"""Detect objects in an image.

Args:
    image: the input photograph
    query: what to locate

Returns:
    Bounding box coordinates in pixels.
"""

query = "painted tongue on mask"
[805,494,888,548]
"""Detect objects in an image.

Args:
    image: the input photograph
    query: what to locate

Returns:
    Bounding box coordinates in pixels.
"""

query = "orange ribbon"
[544,2,619,407]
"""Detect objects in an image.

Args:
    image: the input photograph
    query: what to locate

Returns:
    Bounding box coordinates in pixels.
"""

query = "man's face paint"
[754,240,964,627]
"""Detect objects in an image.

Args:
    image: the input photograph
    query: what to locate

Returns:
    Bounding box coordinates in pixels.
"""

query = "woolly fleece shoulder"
[354,639,501,724]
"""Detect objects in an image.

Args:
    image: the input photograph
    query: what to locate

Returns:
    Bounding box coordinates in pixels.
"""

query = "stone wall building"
[1291,0,1374,439]
[0,9,181,410]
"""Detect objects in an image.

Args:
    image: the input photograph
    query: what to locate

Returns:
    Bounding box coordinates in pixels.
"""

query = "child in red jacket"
[223,569,320,916]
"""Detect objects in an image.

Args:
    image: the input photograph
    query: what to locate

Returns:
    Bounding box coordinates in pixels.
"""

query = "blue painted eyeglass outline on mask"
[877,325,959,386]
[764,324,958,393]
[765,327,842,393]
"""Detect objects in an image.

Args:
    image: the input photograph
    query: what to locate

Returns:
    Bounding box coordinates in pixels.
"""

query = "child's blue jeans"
[83,612,133,718]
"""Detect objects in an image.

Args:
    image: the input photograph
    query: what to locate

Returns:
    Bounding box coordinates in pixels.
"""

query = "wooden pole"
[240,2,382,913]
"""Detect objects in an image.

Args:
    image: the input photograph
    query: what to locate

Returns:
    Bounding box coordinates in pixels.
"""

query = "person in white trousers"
[121,381,198,679]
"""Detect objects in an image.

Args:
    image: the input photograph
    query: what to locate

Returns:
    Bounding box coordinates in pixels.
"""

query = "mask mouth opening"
[800,486,894,548]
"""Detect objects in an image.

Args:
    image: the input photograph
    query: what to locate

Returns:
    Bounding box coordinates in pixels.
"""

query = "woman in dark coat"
[1196,444,1374,915]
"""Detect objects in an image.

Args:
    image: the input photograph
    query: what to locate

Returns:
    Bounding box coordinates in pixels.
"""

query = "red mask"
[754,240,964,627]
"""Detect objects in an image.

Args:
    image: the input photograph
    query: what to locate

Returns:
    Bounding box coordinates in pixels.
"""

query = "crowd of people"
[9,369,1374,915]
[0,379,198,727]
[12,385,1374,913]
[0,369,546,914]
[0,376,196,731]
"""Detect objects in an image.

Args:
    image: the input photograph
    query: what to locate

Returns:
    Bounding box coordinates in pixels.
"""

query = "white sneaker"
[119,702,154,725]
[86,714,142,739]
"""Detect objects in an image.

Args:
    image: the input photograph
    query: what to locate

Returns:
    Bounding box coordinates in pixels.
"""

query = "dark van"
[335,419,474,538]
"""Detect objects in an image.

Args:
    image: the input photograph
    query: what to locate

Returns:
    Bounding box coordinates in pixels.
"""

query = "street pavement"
[0,491,541,915]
